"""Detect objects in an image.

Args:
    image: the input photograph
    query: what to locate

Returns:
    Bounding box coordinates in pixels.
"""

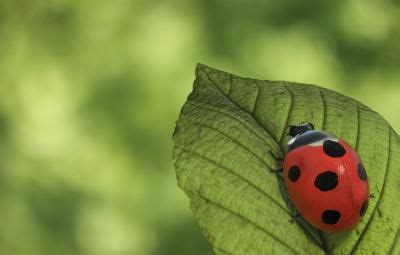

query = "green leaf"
[173,64,400,254]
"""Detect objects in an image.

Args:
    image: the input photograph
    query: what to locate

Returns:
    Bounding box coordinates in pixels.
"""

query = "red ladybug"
[283,123,369,233]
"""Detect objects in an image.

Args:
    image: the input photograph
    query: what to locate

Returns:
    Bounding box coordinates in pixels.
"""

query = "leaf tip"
[195,62,211,76]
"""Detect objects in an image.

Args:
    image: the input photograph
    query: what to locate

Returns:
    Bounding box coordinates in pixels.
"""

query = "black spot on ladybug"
[314,171,338,191]
[358,163,367,181]
[322,210,341,224]
[323,140,346,158]
[360,200,369,217]
[288,166,301,182]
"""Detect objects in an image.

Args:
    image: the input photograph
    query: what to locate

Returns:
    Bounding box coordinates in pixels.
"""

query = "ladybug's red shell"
[283,133,369,233]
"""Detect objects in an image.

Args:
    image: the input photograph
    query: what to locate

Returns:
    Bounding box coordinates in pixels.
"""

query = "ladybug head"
[288,122,314,137]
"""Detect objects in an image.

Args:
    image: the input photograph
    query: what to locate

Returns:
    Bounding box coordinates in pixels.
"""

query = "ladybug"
[283,122,369,233]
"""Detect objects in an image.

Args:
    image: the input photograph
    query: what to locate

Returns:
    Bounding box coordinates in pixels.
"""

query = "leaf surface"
[173,64,400,254]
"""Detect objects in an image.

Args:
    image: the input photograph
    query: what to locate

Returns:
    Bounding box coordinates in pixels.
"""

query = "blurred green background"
[0,1,399,254]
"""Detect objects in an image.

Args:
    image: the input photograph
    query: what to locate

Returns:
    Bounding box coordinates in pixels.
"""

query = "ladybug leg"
[369,193,375,198]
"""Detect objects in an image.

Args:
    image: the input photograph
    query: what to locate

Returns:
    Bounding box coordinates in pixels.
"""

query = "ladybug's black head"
[288,122,314,137]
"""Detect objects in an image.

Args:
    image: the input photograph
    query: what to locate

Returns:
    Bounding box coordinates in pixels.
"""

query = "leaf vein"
[179,148,290,215]
[279,84,294,148]
[184,121,275,170]
[227,73,233,97]
[355,103,361,151]
[318,88,326,130]
[186,101,281,157]
[252,80,261,115]
[195,192,300,255]
[389,227,400,255]
[201,69,282,146]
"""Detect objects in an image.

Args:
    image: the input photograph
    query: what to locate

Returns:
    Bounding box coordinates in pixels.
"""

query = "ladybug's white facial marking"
[287,130,337,152]
[287,136,336,147]
[288,136,297,145]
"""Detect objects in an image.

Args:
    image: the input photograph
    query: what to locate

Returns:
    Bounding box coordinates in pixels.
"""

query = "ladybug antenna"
[288,122,314,137]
